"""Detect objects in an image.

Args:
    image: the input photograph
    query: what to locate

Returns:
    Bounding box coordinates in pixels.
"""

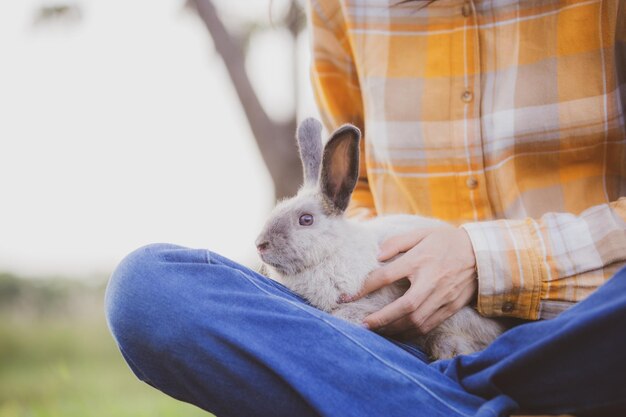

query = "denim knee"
[104,243,204,359]
[106,244,160,343]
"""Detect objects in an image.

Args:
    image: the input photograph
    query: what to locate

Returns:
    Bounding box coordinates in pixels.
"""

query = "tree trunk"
[191,0,303,200]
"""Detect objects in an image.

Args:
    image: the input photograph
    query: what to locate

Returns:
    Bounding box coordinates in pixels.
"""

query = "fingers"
[361,295,415,330]
[375,278,477,336]
[376,314,414,335]
[416,305,457,336]
[378,286,443,334]
[362,283,430,330]
[410,280,477,335]
[347,252,420,302]
[342,228,438,303]
[377,228,434,262]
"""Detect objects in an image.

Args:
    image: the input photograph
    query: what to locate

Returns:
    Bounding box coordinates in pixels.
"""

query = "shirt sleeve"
[308,0,376,219]
[462,197,626,320]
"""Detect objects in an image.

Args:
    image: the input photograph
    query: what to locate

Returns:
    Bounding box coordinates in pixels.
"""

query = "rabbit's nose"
[256,241,270,253]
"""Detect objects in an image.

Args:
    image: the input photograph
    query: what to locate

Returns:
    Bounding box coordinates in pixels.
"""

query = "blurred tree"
[189,0,305,200]
[33,3,82,28]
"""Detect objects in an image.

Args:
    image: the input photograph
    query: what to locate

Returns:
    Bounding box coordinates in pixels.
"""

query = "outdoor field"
[0,273,211,417]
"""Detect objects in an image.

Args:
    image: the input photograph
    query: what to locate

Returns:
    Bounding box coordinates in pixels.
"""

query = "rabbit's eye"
[299,214,314,226]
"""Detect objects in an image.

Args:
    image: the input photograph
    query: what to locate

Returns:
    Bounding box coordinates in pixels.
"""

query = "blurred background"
[0,0,317,415]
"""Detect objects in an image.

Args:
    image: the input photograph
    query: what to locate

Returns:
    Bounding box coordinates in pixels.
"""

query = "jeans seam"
[235,268,474,417]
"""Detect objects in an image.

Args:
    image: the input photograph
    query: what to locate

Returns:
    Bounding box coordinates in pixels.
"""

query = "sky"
[0,0,318,278]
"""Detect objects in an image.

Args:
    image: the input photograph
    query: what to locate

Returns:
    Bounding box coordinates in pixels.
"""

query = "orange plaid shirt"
[308,0,626,320]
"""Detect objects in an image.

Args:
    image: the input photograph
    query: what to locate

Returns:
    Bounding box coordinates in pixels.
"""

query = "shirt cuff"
[461,218,546,320]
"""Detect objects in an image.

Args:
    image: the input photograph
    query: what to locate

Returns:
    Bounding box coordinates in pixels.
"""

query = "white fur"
[258,193,505,359]
[256,120,505,359]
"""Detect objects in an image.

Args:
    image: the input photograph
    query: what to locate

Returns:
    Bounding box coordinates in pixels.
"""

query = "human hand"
[343,228,478,338]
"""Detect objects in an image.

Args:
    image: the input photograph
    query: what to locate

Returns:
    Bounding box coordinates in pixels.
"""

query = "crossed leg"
[105,244,626,417]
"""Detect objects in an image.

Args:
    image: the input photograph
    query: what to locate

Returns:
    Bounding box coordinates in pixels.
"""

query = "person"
[105,1,626,416]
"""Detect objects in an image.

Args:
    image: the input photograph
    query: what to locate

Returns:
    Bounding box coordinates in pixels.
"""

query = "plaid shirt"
[308,0,626,320]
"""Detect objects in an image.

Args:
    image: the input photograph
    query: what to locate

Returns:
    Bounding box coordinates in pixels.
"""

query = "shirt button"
[462,2,471,17]
[466,177,478,189]
[502,301,515,313]
[461,90,473,103]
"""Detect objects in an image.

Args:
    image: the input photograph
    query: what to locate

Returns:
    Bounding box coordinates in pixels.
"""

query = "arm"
[349,199,626,335]
[466,0,626,320]
[335,2,626,331]
[308,0,375,219]
[463,198,626,319]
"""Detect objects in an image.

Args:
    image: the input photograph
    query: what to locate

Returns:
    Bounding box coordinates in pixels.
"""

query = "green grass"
[0,276,213,417]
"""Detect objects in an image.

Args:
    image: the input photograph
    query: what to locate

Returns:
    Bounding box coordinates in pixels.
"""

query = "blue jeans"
[105,244,626,417]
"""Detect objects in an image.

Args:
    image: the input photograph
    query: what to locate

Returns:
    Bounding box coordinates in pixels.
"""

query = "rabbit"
[255,117,505,359]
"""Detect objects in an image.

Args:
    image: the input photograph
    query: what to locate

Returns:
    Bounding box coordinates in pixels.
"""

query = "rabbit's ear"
[296,118,324,185]
[320,124,361,214]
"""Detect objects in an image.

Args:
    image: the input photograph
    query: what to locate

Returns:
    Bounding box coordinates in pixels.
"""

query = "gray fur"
[256,118,506,360]
[296,118,324,185]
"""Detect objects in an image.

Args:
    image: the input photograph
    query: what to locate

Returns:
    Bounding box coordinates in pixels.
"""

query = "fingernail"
[338,294,352,303]
[361,322,370,329]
